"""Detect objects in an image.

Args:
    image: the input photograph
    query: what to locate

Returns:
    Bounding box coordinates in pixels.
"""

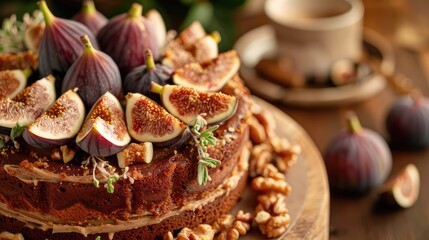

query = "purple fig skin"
[72,0,108,35]
[123,49,172,99]
[153,127,191,148]
[97,3,159,77]
[38,1,99,83]
[76,119,128,157]
[76,92,131,157]
[22,130,70,149]
[324,114,392,194]
[386,95,429,149]
[61,35,121,108]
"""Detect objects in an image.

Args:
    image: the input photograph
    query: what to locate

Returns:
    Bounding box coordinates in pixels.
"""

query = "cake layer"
[0,144,250,240]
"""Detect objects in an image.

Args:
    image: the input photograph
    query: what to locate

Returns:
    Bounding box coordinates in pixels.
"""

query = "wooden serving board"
[235,97,330,239]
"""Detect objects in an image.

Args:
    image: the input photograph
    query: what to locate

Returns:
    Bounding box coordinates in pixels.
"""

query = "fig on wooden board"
[72,0,108,35]
[0,69,31,99]
[0,75,56,128]
[173,50,240,92]
[76,92,130,157]
[151,83,238,125]
[23,88,85,149]
[61,34,121,109]
[125,92,187,144]
[378,164,420,209]
[37,0,99,83]
[97,3,159,77]
[324,112,392,194]
[386,94,429,149]
[117,142,153,168]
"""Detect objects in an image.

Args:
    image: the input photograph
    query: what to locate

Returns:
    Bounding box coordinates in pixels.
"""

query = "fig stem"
[82,0,96,15]
[38,1,55,26]
[210,31,221,44]
[22,68,32,78]
[346,112,362,134]
[80,35,94,52]
[145,49,156,71]
[128,3,143,18]
[150,82,163,95]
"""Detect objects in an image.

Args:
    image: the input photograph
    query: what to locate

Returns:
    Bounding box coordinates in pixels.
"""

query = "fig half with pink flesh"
[151,84,238,125]
[0,75,56,128]
[0,69,31,99]
[163,31,220,69]
[379,163,420,209]
[173,50,240,92]
[117,142,153,168]
[22,89,85,149]
[125,93,187,143]
[76,92,130,157]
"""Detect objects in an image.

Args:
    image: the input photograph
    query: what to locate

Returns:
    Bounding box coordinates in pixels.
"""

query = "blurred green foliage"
[0,0,247,51]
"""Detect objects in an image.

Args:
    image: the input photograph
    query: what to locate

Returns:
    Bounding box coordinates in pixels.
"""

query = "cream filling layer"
[0,144,250,237]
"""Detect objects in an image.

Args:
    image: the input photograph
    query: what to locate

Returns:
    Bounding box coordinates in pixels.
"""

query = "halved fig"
[151,84,238,125]
[0,51,38,71]
[76,92,131,157]
[162,30,220,69]
[173,50,240,92]
[24,22,45,52]
[0,69,31,98]
[0,75,56,128]
[117,142,153,168]
[125,93,187,143]
[378,163,420,209]
[177,21,206,47]
[22,88,85,149]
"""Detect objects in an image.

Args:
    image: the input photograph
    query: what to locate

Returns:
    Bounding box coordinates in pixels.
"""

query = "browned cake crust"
[0,76,252,239]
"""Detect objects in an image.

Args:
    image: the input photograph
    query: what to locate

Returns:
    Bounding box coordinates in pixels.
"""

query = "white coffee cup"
[265,0,364,82]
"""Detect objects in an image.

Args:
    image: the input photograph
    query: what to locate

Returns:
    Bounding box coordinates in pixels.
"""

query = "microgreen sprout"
[83,156,134,193]
[189,115,221,185]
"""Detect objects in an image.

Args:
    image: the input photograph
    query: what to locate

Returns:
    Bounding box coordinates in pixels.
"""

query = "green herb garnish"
[190,115,221,185]
[10,122,25,141]
[95,236,101,240]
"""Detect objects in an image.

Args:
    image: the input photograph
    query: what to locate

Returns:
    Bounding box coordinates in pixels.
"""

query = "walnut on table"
[164,211,252,240]
[254,193,291,238]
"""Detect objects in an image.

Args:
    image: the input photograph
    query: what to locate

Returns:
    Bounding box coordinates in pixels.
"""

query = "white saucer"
[234,25,395,107]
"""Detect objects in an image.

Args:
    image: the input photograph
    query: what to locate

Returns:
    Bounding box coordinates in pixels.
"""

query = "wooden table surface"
[236,0,429,239]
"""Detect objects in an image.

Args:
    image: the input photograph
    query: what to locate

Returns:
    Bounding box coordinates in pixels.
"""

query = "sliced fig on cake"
[0,69,31,98]
[162,26,220,69]
[23,88,85,149]
[378,163,420,209]
[173,50,240,91]
[76,92,131,157]
[177,21,206,46]
[117,142,153,168]
[151,84,238,125]
[125,93,187,143]
[0,75,56,128]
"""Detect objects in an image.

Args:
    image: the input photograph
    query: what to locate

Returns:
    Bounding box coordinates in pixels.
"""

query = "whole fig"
[97,3,158,77]
[72,0,108,35]
[324,113,392,194]
[37,0,99,83]
[386,95,429,149]
[61,35,121,108]
[123,49,172,99]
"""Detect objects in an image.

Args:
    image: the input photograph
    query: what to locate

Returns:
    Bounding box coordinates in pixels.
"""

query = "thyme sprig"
[0,10,44,53]
[82,156,134,194]
[189,115,221,185]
